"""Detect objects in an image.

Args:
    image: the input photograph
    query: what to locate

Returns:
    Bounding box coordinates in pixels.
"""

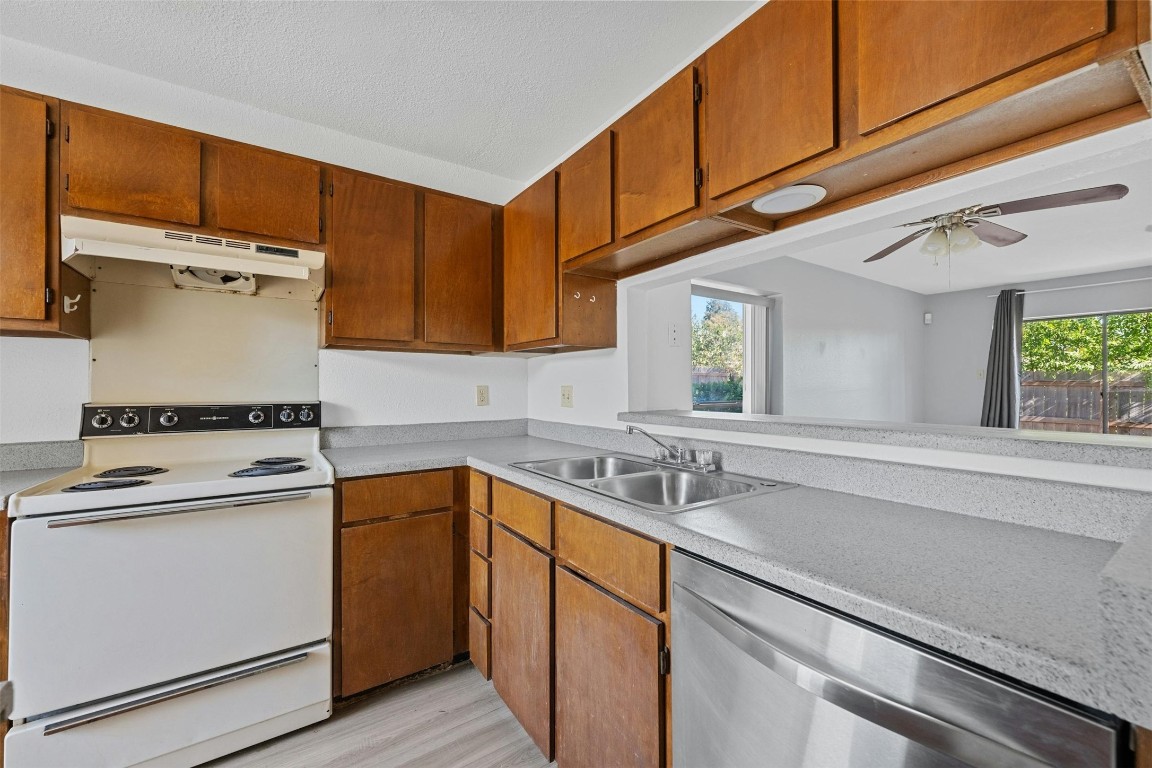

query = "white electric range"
[6,402,334,768]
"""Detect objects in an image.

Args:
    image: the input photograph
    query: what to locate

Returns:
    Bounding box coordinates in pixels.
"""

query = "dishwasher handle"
[674,583,1050,768]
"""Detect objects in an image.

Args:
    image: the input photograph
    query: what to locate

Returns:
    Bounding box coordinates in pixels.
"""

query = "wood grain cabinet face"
[469,470,490,515]
[340,469,453,524]
[705,0,835,198]
[214,144,321,243]
[328,171,417,343]
[469,550,491,616]
[558,132,613,262]
[555,567,664,768]
[503,172,559,347]
[63,106,201,225]
[491,525,554,760]
[1,89,49,321]
[340,511,454,697]
[491,480,553,550]
[852,0,1110,134]
[556,505,664,616]
[424,193,494,346]
[468,607,491,680]
[615,67,699,239]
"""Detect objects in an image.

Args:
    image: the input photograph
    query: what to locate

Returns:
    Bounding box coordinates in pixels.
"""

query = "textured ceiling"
[0,0,753,182]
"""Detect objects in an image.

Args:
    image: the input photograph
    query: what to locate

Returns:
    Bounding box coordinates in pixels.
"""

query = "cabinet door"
[558,132,612,262]
[214,144,321,243]
[328,170,416,342]
[64,106,201,225]
[560,273,616,349]
[555,567,664,768]
[340,511,454,696]
[615,67,698,239]
[0,89,48,321]
[705,0,835,198]
[853,0,1109,134]
[491,525,553,759]
[424,193,494,346]
[503,172,558,347]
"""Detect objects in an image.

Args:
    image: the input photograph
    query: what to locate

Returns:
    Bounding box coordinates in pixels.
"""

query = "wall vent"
[164,231,194,242]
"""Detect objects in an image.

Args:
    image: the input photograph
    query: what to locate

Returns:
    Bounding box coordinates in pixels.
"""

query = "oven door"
[8,488,332,720]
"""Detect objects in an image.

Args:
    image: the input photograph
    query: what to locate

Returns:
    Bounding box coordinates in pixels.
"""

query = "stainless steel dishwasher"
[671,550,1126,768]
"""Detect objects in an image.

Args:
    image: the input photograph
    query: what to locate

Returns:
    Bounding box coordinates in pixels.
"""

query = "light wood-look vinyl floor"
[207,664,552,768]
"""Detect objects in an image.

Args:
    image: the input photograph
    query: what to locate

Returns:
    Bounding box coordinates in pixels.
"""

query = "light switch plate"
[560,385,573,408]
[476,385,490,406]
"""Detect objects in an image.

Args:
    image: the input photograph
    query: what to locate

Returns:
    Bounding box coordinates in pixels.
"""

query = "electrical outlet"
[476,385,490,406]
[560,385,574,408]
[668,322,682,347]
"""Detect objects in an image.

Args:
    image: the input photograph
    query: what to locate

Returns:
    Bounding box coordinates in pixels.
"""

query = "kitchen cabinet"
[555,566,665,768]
[491,478,553,550]
[1,87,90,339]
[337,471,458,697]
[558,131,613,263]
[491,523,554,760]
[62,104,201,226]
[213,143,322,243]
[467,470,493,681]
[326,170,417,344]
[615,66,699,239]
[424,193,494,347]
[852,0,1109,135]
[704,0,835,199]
[503,172,618,351]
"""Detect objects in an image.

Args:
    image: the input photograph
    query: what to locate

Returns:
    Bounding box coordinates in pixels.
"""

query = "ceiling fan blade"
[975,184,1129,217]
[968,219,1028,247]
[864,227,931,262]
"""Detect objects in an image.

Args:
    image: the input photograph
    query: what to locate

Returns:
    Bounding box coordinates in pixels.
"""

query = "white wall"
[922,267,1152,426]
[0,337,90,443]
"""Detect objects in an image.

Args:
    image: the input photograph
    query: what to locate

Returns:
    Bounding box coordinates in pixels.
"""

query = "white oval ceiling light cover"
[751,184,828,214]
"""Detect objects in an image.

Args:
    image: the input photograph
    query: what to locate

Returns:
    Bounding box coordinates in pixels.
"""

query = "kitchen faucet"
[626,425,718,473]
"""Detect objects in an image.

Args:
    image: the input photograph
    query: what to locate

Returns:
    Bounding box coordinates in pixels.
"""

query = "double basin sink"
[511,453,794,514]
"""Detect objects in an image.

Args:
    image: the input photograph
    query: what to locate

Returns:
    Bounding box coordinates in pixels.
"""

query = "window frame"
[690,281,771,415]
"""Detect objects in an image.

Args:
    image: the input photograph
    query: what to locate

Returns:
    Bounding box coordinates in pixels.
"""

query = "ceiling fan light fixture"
[948,222,980,252]
[919,227,949,257]
[750,184,827,214]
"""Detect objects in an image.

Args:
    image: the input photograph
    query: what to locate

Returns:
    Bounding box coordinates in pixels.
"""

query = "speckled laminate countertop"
[0,467,78,510]
[324,435,1151,727]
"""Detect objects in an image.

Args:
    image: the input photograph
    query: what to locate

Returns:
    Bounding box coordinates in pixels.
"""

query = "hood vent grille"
[164,231,194,242]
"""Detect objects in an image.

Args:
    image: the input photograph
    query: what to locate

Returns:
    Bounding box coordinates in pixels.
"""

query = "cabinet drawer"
[491,479,553,549]
[469,469,490,515]
[470,509,491,558]
[341,470,454,524]
[556,504,665,616]
[468,607,491,680]
[470,550,491,617]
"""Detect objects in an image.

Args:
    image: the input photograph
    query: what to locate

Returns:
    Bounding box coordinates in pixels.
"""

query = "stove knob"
[248,409,265,424]
[298,407,314,422]
[159,411,179,427]
[279,408,295,423]
[119,412,140,429]
[91,412,113,429]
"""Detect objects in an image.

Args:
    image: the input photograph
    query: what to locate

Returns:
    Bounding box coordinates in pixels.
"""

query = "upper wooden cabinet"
[504,172,559,347]
[327,170,417,343]
[1,88,90,339]
[704,0,835,198]
[558,131,613,262]
[214,144,321,243]
[615,66,699,238]
[62,105,201,225]
[853,0,1109,134]
[424,193,495,347]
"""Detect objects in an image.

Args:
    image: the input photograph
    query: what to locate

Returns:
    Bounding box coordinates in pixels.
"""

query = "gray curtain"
[981,289,1024,428]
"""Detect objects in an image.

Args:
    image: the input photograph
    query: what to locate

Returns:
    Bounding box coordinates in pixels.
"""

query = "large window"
[690,283,770,414]
[1020,310,1152,435]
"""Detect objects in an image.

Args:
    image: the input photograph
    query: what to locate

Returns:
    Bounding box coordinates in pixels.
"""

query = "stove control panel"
[80,403,322,437]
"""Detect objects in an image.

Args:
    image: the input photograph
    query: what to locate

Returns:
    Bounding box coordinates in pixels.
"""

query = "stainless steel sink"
[510,453,795,513]
[516,455,655,480]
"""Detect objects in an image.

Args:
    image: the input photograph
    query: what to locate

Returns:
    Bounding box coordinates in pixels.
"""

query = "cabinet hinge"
[329,182,334,197]
[327,310,333,325]
[319,179,325,195]
[693,82,702,103]
[319,217,324,233]
[64,173,70,191]
[64,124,70,143]
[46,118,54,138]
[694,168,704,188]
[658,647,671,675]
[45,287,55,306]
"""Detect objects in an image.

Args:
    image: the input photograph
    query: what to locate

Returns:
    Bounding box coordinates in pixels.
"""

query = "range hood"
[61,216,325,300]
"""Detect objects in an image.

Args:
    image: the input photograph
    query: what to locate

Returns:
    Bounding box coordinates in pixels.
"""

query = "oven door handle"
[674,584,1050,768]
[42,651,310,735]
[45,492,313,528]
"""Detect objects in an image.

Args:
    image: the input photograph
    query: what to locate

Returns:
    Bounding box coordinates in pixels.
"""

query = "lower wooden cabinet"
[491,523,555,759]
[468,607,491,680]
[555,566,665,768]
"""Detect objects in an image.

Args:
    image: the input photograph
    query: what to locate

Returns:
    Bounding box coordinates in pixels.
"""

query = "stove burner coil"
[94,466,169,478]
[62,479,152,492]
[229,465,308,478]
[251,457,305,466]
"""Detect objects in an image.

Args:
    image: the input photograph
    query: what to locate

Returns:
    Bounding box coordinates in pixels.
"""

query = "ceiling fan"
[863,184,1130,263]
